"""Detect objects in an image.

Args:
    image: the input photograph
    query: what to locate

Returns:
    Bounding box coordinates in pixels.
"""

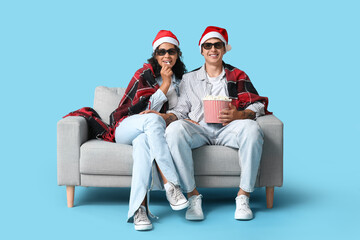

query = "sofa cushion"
[80,139,133,175]
[80,140,242,176]
[193,145,241,175]
[93,86,125,124]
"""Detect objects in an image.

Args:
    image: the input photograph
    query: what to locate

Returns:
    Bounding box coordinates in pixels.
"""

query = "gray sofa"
[57,86,283,208]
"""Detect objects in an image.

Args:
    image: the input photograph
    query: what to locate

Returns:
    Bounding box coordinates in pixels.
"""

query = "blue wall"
[1,0,359,239]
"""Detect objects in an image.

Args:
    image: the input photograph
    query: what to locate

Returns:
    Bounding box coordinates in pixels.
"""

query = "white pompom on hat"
[199,26,232,52]
[152,30,180,52]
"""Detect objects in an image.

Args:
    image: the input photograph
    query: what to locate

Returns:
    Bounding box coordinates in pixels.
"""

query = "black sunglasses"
[156,48,177,56]
[202,42,225,50]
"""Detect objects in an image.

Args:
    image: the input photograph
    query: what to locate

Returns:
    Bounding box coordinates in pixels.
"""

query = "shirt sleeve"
[146,89,168,112]
[245,102,265,119]
[167,77,191,120]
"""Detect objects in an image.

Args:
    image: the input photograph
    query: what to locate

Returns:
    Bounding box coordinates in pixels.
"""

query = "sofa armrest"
[57,116,88,186]
[256,115,284,187]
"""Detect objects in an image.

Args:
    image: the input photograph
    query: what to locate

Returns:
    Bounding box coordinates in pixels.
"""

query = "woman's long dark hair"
[147,45,187,79]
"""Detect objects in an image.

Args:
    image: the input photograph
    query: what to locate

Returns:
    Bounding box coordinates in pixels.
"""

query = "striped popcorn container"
[203,99,231,123]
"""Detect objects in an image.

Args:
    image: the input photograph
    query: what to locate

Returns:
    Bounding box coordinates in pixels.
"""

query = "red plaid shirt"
[65,63,167,142]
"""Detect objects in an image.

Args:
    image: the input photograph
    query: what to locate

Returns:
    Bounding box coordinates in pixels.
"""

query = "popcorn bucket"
[203,100,231,123]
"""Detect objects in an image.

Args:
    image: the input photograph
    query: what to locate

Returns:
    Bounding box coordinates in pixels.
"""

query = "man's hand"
[218,103,256,126]
[140,110,178,127]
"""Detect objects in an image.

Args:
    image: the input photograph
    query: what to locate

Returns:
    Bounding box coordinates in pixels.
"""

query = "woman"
[113,30,188,231]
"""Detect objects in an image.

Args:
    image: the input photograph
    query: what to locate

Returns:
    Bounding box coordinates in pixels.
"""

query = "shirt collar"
[197,64,225,81]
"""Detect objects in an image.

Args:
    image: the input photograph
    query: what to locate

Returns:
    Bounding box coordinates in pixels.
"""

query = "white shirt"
[206,68,228,97]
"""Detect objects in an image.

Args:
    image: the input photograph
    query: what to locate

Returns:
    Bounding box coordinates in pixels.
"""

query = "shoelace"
[134,207,148,223]
[173,186,184,201]
[237,197,250,211]
[168,184,183,201]
[188,195,201,210]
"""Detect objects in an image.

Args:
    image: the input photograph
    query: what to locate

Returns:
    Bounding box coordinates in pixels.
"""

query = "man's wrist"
[162,113,178,126]
[237,109,256,120]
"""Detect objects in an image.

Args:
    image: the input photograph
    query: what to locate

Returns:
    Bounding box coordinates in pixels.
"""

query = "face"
[201,38,226,65]
[155,43,178,68]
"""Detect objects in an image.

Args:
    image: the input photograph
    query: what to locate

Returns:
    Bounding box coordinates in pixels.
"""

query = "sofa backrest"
[93,86,125,124]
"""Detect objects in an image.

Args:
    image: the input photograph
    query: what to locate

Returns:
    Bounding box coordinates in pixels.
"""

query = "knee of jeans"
[238,120,264,142]
[165,120,188,143]
[132,133,147,147]
[145,113,165,127]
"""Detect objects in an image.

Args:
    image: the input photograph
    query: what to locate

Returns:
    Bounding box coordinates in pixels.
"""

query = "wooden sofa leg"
[66,186,75,208]
[266,187,274,209]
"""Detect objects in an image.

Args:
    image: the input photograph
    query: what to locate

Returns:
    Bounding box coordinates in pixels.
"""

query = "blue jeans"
[165,119,264,193]
[115,113,180,221]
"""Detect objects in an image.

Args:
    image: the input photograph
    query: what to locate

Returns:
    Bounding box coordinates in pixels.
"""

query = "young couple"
[112,26,269,231]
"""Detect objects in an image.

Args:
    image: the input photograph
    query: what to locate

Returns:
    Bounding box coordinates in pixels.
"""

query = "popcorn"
[203,95,232,101]
[203,95,232,123]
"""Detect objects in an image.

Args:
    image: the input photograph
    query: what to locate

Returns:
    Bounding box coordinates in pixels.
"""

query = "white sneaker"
[235,195,253,220]
[185,194,204,220]
[134,206,152,231]
[165,182,189,210]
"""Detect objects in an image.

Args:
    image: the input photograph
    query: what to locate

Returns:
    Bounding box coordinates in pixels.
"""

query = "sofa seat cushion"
[80,140,242,176]
[80,139,133,175]
[193,145,241,175]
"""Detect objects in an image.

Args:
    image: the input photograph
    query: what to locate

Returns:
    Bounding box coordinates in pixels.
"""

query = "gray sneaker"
[134,206,152,231]
[165,182,189,210]
[235,195,253,220]
[185,194,204,220]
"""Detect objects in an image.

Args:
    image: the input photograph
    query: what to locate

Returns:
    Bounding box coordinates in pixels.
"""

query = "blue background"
[1,0,359,239]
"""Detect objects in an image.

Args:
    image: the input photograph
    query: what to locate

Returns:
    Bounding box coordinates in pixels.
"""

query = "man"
[150,26,269,220]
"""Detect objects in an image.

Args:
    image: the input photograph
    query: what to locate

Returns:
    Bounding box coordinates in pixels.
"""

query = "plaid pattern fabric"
[224,63,270,113]
[168,62,270,122]
[63,63,167,142]
[109,63,168,126]
[64,107,111,139]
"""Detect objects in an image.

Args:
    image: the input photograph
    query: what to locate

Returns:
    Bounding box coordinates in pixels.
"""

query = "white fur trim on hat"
[199,32,230,52]
[153,37,179,52]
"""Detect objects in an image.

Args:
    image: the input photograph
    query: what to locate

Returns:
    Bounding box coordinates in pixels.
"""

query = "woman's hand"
[139,110,160,115]
[160,63,173,83]
[140,111,178,127]
[159,64,173,95]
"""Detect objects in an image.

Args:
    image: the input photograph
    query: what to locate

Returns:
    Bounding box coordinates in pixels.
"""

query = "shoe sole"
[186,213,204,221]
[134,224,153,231]
[170,200,189,211]
[234,214,253,220]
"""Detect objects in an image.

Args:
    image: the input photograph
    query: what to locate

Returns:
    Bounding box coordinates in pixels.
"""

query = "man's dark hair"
[147,46,187,79]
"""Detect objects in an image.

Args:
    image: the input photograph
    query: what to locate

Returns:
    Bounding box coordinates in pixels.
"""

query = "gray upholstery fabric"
[57,86,283,190]
[93,86,125,124]
[80,140,133,175]
[81,174,132,188]
[57,116,88,186]
[192,146,240,175]
[257,115,284,187]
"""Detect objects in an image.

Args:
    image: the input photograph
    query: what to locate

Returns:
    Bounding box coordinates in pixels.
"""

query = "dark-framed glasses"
[156,48,177,56]
[202,42,225,50]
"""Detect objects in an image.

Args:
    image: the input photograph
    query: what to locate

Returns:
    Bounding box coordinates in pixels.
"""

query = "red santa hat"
[198,26,232,52]
[152,30,180,52]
